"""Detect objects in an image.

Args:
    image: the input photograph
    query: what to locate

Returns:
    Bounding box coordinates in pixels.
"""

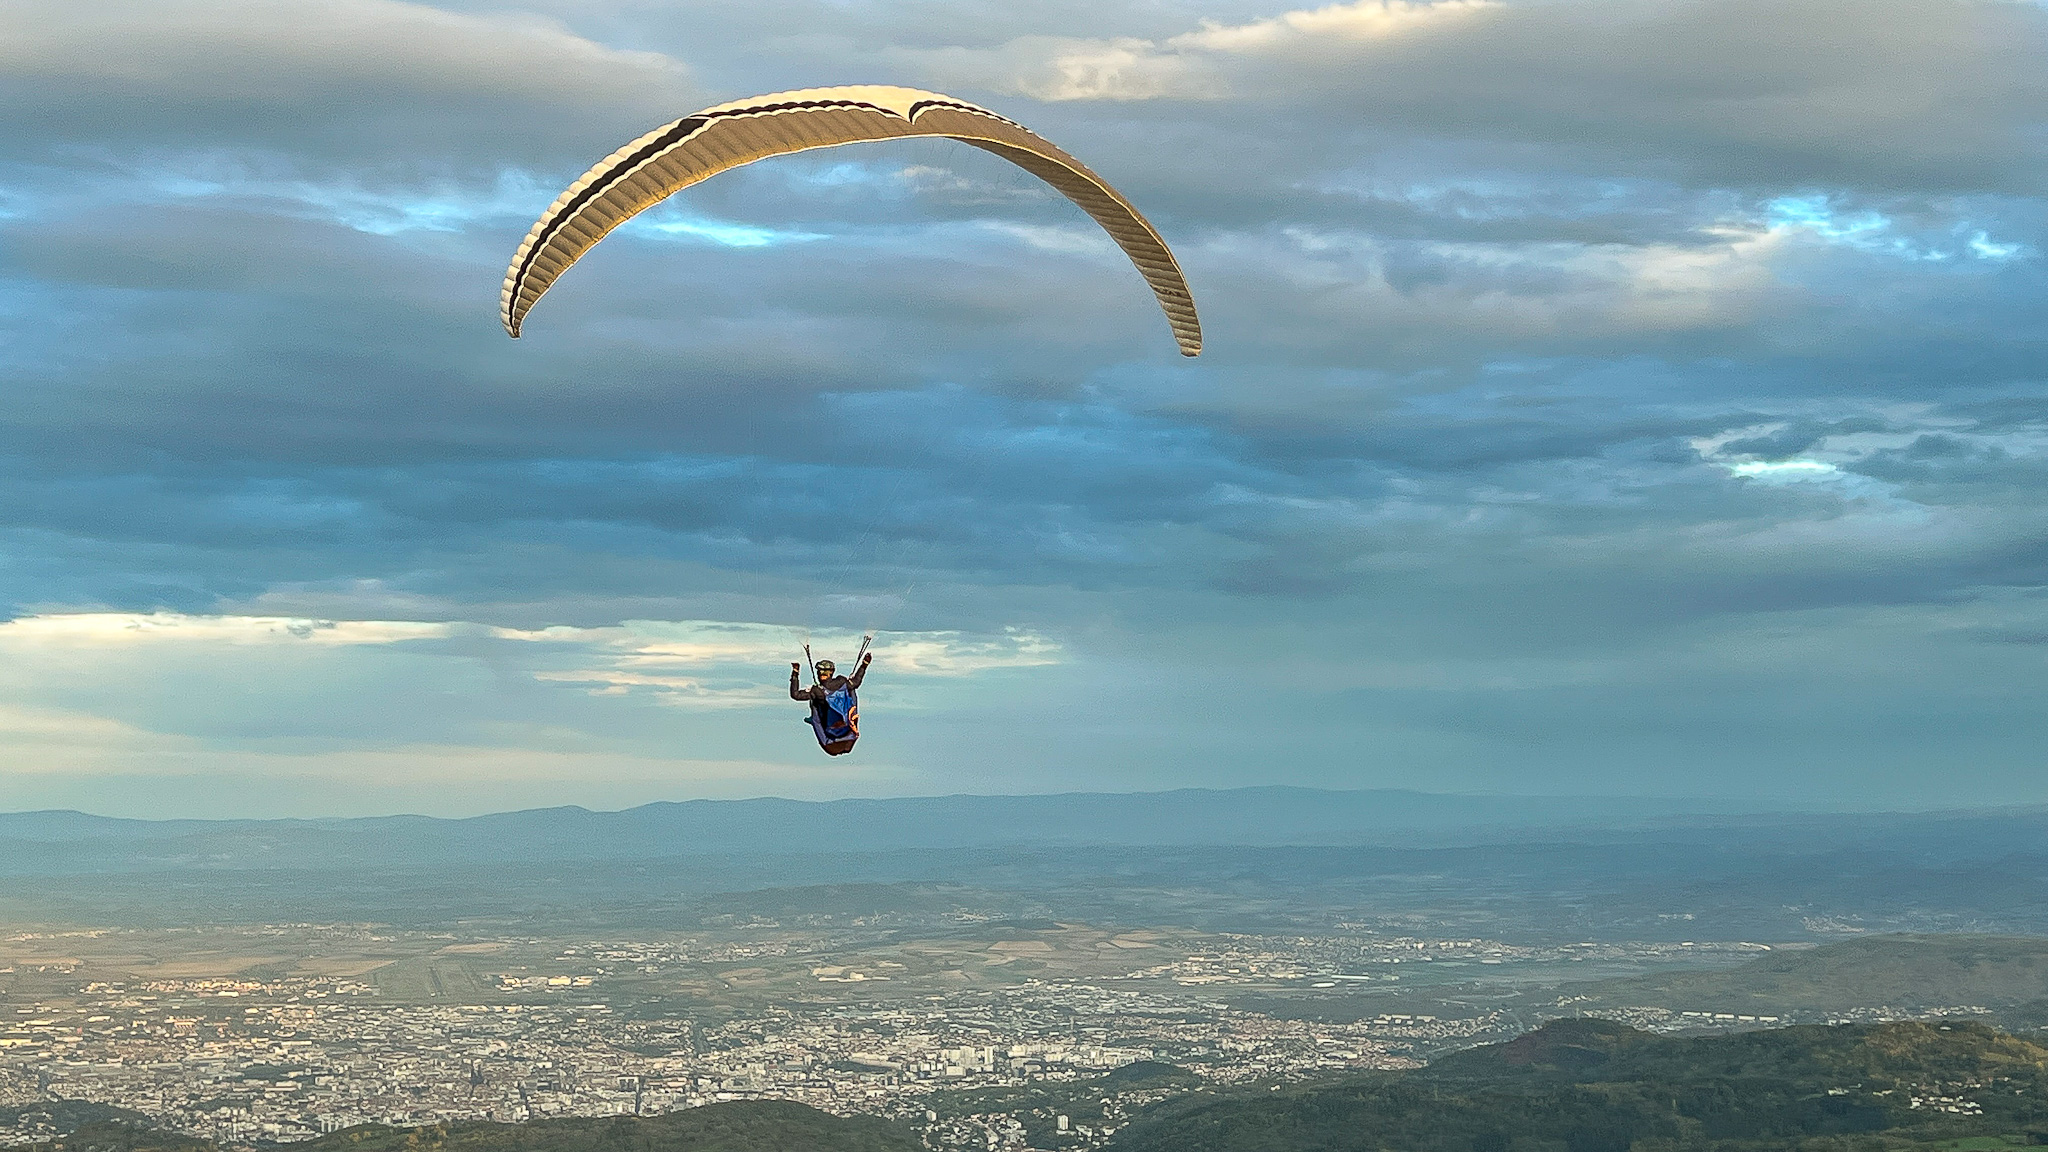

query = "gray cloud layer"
[0,0,2043,812]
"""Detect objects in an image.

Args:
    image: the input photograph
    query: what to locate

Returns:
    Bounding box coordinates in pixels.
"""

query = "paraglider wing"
[501,85,1201,356]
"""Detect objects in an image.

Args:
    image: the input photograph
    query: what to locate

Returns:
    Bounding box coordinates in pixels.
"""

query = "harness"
[801,636,870,756]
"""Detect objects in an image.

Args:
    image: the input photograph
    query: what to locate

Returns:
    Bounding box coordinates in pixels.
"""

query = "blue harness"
[802,638,870,756]
[808,684,859,755]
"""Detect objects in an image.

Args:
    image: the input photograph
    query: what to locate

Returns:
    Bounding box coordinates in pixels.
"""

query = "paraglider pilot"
[792,651,871,756]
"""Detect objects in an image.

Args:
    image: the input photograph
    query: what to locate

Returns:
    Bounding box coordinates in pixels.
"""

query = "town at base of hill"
[17,1019,2048,1152]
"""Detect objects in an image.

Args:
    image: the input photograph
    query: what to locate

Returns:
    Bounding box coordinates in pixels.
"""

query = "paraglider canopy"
[502,84,1201,356]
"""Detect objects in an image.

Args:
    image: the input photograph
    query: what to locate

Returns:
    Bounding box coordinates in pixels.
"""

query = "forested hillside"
[8,1100,917,1152]
[1112,1018,2048,1152]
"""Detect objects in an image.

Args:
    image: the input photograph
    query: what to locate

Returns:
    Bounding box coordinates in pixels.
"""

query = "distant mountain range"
[5,790,2048,937]
[0,788,1695,873]
[5,788,2048,875]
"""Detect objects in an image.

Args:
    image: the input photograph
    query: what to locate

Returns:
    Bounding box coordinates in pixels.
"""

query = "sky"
[0,0,2044,818]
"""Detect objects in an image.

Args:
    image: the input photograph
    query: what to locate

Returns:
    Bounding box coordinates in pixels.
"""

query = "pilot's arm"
[790,662,814,701]
[848,652,873,689]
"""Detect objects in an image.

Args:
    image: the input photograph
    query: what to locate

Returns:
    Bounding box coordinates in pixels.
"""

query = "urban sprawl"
[0,929,1946,1148]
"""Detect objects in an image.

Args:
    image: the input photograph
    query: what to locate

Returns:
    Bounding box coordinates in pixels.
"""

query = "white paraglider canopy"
[502,85,1202,356]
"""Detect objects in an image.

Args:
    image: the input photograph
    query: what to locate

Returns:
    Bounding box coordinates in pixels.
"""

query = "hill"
[8,1100,916,1152]
[1109,1018,2048,1152]
[0,789,1727,874]
[6,799,2048,940]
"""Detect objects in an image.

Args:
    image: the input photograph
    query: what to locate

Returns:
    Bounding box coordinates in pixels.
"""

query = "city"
[0,922,1926,1148]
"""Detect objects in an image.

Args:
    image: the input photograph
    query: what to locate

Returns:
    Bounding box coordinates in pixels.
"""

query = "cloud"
[0,610,1060,813]
[628,210,831,249]
[0,0,695,170]
[503,620,1062,704]
[906,0,2048,196]
[0,612,1056,688]
[0,703,159,755]
[911,0,1498,102]
[0,613,453,647]
[1726,459,1839,481]
[0,0,2044,812]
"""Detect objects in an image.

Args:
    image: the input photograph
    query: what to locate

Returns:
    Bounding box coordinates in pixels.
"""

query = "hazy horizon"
[0,783,2034,825]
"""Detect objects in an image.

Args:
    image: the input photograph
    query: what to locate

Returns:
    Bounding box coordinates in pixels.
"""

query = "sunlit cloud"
[1967,230,2026,261]
[1763,195,1961,262]
[502,620,1062,705]
[626,209,829,248]
[0,611,1055,811]
[907,0,1498,101]
[0,613,1061,714]
[1764,195,2033,264]
[0,612,453,646]
[2,613,1055,669]
[1177,0,1498,53]
[1766,196,1894,243]
[1727,459,1839,480]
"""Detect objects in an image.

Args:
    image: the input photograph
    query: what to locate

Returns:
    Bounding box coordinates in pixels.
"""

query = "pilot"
[789,653,871,703]
[791,653,873,756]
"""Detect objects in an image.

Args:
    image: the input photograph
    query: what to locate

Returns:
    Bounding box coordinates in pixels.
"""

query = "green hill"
[1108,1018,2048,1152]
[301,1101,917,1152]
[10,1101,917,1152]
[0,1102,209,1152]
